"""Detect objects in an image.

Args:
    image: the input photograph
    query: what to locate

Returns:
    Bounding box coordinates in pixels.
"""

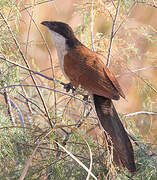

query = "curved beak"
[41,21,51,28]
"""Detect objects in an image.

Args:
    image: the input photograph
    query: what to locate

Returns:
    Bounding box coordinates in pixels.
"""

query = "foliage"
[0,0,157,179]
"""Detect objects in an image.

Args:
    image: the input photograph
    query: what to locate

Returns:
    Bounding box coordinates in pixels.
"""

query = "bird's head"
[41,21,78,48]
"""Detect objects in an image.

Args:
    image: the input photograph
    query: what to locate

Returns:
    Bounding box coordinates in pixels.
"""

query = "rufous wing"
[103,67,125,99]
[64,45,125,100]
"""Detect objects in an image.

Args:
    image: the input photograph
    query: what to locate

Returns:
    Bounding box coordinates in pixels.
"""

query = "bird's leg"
[63,82,75,93]
[63,83,89,103]
[83,95,89,102]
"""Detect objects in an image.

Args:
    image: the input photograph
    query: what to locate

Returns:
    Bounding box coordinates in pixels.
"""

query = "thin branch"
[136,0,157,8]
[128,132,157,162]
[113,1,137,36]
[106,9,114,21]
[17,92,46,115]
[19,142,90,160]
[21,86,33,114]
[91,0,95,51]
[0,11,53,128]
[116,65,157,78]
[62,105,93,146]
[0,84,89,104]
[3,91,15,124]
[110,0,116,9]
[9,98,26,134]
[20,0,55,12]
[55,140,97,180]
[125,111,157,117]
[106,0,121,67]
[116,65,157,94]
[140,76,157,94]
[23,3,34,115]
[19,128,55,180]
[22,2,57,118]
[0,56,66,86]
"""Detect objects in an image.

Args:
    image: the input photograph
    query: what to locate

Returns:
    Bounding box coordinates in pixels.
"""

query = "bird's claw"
[83,95,89,102]
[63,82,75,93]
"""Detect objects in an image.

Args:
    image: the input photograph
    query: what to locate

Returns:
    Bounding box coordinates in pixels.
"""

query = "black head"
[41,21,75,40]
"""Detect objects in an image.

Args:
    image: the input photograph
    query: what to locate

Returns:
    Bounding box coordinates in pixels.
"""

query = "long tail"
[93,94,136,173]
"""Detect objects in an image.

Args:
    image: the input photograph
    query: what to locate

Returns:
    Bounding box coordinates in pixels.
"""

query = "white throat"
[49,30,69,80]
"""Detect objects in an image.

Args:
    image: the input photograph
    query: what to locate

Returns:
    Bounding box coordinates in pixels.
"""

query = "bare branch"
[0,11,53,128]
[21,1,58,118]
[106,0,121,67]
[0,56,66,87]
[91,0,95,51]
[136,0,157,8]
[113,1,137,36]
[9,98,26,134]
[0,84,89,104]
[116,65,157,78]
[125,111,157,117]
[3,91,15,124]
[20,0,55,12]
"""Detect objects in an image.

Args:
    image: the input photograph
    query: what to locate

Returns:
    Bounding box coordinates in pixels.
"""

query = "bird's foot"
[82,95,91,104]
[83,95,89,102]
[63,82,75,93]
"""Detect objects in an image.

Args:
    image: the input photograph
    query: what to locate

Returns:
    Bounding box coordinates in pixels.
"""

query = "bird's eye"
[53,24,57,29]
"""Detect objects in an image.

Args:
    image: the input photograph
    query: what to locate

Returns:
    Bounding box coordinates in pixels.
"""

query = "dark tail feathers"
[93,94,136,173]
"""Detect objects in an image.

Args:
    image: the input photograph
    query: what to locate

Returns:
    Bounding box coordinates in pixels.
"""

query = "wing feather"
[64,45,125,100]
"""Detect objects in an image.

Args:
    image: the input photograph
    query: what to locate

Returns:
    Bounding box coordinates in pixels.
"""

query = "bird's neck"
[49,30,80,80]
[66,37,81,48]
[49,30,80,51]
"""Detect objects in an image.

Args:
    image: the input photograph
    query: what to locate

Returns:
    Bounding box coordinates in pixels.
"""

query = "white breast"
[49,30,70,80]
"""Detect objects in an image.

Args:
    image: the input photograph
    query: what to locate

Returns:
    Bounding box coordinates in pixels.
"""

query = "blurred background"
[0,0,157,179]
[19,0,157,143]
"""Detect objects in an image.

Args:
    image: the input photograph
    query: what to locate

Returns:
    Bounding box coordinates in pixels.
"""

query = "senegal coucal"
[41,21,136,173]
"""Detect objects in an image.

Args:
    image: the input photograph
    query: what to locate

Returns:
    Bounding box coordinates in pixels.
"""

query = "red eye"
[53,24,57,29]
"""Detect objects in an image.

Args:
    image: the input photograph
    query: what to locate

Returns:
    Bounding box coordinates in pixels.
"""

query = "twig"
[125,111,157,117]
[0,11,53,128]
[140,76,157,94]
[21,86,32,114]
[22,2,57,118]
[17,92,45,115]
[136,0,157,8]
[9,98,26,134]
[3,91,15,124]
[106,0,121,67]
[55,140,97,180]
[91,0,95,51]
[19,142,90,160]
[0,56,66,87]
[110,0,116,9]
[18,128,55,180]
[0,84,89,104]
[62,105,93,146]
[128,132,156,160]
[75,106,93,128]
[20,0,54,12]
[23,5,34,115]
[116,65,157,78]
[117,65,157,94]
[113,1,137,37]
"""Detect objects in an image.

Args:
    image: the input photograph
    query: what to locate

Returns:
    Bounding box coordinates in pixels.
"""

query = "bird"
[41,21,136,173]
